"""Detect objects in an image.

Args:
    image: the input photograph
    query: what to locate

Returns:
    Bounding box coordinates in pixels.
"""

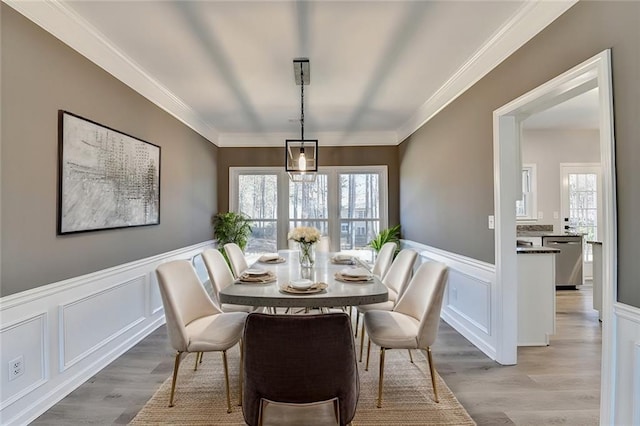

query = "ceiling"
[523,88,600,130]
[9,0,577,146]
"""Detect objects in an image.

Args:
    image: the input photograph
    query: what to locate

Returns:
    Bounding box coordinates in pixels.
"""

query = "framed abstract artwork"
[57,111,161,234]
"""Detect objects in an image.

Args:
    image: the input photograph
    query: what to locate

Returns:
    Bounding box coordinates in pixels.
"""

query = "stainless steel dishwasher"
[541,235,583,288]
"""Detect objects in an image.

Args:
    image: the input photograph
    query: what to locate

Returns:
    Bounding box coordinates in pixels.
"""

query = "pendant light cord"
[300,64,305,141]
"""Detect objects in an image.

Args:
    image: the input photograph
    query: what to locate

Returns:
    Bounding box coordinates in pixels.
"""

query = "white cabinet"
[590,242,603,321]
[517,236,542,246]
[518,252,556,346]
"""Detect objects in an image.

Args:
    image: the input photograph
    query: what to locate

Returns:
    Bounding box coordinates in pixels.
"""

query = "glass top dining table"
[218,250,388,308]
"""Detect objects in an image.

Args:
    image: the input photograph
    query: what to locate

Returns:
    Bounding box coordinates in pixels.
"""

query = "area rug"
[130,346,475,425]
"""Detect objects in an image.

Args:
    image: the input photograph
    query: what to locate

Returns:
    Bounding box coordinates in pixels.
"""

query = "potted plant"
[368,224,401,256]
[212,212,252,263]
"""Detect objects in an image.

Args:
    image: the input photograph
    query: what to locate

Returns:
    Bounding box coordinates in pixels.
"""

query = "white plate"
[290,279,314,290]
[245,268,268,276]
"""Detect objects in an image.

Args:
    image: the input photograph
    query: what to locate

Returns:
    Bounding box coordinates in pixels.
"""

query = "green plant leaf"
[368,224,401,253]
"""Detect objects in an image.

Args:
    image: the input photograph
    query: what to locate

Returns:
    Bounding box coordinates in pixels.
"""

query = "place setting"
[330,253,357,265]
[237,267,277,284]
[280,278,328,295]
[258,253,286,264]
[334,267,373,283]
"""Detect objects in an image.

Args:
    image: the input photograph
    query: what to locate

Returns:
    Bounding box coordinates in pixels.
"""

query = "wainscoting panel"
[59,276,146,371]
[0,313,48,410]
[612,302,640,426]
[0,240,214,426]
[402,240,497,360]
[446,269,491,334]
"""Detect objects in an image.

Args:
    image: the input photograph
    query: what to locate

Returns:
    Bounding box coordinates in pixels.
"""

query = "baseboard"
[0,240,214,426]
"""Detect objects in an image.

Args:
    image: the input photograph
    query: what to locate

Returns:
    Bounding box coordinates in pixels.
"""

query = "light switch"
[488,215,495,229]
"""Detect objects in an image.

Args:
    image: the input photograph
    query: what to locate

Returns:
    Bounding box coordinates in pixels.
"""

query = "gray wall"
[217,146,400,226]
[398,1,640,307]
[1,5,218,297]
[521,129,600,233]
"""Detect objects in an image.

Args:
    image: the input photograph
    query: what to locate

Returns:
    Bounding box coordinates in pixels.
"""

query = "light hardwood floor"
[32,287,601,425]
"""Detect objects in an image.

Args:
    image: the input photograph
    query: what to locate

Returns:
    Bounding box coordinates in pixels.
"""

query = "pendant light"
[286,58,317,182]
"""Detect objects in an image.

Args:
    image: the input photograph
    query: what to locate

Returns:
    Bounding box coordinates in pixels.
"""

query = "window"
[516,164,537,220]
[237,173,278,253]
[289,173,329,236]
[567,172,598,262]
[339,173,381,252]
[230,166,388,257]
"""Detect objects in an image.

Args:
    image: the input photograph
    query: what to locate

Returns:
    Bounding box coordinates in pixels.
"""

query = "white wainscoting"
[401,240,497,360]
[612,302,640,426]
[0,240,214,426]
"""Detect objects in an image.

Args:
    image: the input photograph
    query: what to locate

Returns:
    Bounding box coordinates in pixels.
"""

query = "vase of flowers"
[288,226,321,268]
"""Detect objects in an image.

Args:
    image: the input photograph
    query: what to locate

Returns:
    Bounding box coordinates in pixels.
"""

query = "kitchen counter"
[517,246,560,254]
[517,231,586,237]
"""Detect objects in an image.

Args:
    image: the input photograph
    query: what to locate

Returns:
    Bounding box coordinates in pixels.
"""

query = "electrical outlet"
[553,211,559,219]
[9,355,24,381]
[538,211,544,219]
[488,215,495,229]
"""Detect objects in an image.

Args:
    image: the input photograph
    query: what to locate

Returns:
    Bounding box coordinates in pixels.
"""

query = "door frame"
[492,50,617,423]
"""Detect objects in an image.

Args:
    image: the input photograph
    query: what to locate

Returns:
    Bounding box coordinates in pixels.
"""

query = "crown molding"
[396,0,578,144]
[217,131,398,148]
[7,0,576,148]
[4,0,220,144]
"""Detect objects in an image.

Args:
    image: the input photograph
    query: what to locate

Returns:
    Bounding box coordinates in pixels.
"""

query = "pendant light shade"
[286,58,318,180]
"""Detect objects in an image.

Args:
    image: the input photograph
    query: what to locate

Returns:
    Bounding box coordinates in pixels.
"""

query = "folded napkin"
[331,254,355,265]
[334,254,353,261]
[340,267,371,278]
[260,253,280,261]
[280,282,328,294]
[259,253,286,263]
[238,270,277,283]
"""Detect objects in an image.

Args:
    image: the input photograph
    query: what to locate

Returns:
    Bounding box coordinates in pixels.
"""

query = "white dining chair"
[155,259,248,411]
[224,243,249,278]
[371,242,396,279]
[202,248,259,313]
[363,261,448,407]
[354,249,418,360]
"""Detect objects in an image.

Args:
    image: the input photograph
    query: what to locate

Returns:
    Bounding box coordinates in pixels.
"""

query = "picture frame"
[57,110,161,235]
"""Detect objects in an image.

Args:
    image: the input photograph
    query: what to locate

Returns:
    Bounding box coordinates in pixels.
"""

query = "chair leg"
[199,351,204,364]
[426,347,439,403]
[408,349,414,363]
[359,322,366,362]
[377,348,386,408]
[194,352,201,371]
[169,351,183,407]
[365,337,372,371]
[222,350,232,413]
[354,312,360,337]
[238,341,243,406]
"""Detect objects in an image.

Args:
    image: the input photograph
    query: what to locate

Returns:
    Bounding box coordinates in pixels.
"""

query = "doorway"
[492,50,617,423]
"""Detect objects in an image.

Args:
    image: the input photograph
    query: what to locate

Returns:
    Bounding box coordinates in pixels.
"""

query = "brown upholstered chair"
[242,313,359,426]
[156,260,248,412]
[363,261,448,408]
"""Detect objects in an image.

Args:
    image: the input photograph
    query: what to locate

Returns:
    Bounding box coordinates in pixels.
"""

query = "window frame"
[230,165,388,252]
[516,163,538,221]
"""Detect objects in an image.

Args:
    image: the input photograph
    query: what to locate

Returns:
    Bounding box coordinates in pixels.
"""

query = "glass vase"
[298,242,315,268]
